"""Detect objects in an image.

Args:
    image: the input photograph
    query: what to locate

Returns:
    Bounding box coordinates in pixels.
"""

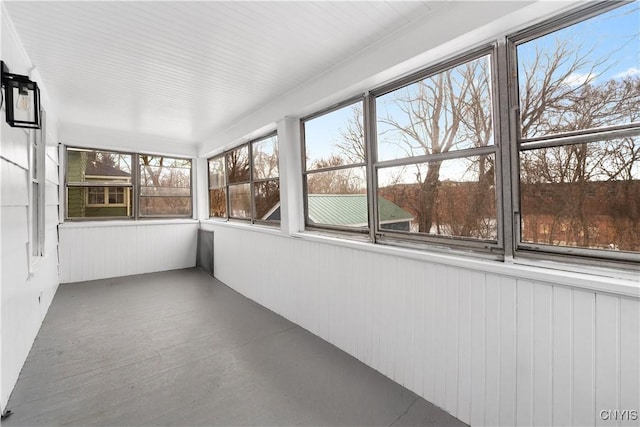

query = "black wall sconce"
[1,60,41,129]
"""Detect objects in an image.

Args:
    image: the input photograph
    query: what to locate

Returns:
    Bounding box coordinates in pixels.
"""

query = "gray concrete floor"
[4,268,467,426]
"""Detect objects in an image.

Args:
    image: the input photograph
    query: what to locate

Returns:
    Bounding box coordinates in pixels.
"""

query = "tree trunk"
[418,161,441,233]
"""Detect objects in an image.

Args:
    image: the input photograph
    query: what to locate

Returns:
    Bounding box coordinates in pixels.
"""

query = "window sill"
[199,218,283,236]
[60,218,199,229]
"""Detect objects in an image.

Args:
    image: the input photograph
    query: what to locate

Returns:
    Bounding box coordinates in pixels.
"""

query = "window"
[373,52,498,246]
[297,2,638,266]
[226,145,251,219]
[65,148,192,219]
[252,134,280,222]
[301,99,368,232]
[139,155,192,217]
[511,1,640,261]
[66,148,133,219]
[207,133,280,224]
[208,155,226,218]
[86,187,127,206]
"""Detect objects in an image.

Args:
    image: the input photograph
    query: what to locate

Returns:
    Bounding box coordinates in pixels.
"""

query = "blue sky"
[517,0,639,85]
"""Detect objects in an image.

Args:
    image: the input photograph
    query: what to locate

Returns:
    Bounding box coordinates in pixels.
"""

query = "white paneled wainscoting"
[58,220,199,283]
[202,222,640,427]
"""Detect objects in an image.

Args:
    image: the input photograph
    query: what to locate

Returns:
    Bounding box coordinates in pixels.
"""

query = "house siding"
[1,6,60,412]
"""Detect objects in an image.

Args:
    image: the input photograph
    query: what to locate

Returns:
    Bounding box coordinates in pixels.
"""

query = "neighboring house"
[264,194,415,230]
[67,150,132,218]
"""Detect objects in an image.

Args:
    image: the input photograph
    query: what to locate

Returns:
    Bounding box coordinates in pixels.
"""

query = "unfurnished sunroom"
[1,1,638,426]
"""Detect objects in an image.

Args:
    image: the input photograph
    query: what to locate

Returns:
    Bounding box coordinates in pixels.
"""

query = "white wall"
[58,221,198,283]
[202,223,639,427]
[0,7,61,412]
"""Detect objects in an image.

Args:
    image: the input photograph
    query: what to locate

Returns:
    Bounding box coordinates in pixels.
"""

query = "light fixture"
[1,60,41,129]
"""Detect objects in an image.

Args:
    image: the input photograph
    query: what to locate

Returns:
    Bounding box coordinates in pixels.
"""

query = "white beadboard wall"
[202,223,640,427]
[1,6,61,412]
[58,221,199,283]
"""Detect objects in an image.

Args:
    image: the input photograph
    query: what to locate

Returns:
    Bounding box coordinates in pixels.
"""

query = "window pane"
[67,187,132,218]
[139,155,192,217]
[377,155,497,240]
[305,167,368,229]
[67,148,132,184]
[226,145,250,183]
[304,101,365,171]
[253,135,279,180]
[109,187,125,204]
[516,1,640,138]
[376,55,494,162]
[254,180,280,221]
[307,166,367,195]
[140,197,191,216]
[209,188,227,218]
[520,137,639,252]
[208,156,225,189]
[88,187,104,204]
[229,183,251,218]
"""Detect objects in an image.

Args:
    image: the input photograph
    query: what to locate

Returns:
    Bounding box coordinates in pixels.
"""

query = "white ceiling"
[3,1,449,149]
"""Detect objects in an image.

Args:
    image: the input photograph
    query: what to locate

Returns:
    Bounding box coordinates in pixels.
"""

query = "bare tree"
[307,155,365,194]
[376,57,493,235]
[336,104,366,164]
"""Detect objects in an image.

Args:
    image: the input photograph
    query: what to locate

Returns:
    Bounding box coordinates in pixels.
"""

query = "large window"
[511,1,640,261]
[65,147,192,219]
[139,155,192,217]
[301,99,369,232]
[208,155,226,218]
[373,51,498,246]
[207,133,280,224]
[298,1,638,266]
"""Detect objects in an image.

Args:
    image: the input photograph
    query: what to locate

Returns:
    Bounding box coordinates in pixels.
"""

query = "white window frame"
[29,110,46,258]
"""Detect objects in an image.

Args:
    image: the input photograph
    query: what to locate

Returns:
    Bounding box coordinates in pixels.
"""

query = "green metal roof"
[307,194,413,226]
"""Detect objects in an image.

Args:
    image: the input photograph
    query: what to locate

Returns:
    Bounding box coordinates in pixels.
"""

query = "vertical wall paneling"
[422,262,436,404]
[484,276,502,425]
[619,298,639,427]
[552,286,573,427]
[411,261,426,397]
[595,295,620,427]
[516,280,535,426]
[469,271,486,426]
[457,270,472,423]
[498,276,517,426]
[433,263,448,409]
[572,290,596,427]
[533,282,553,426]
[58,222,198,283]
[203,224,640,427]
[445,267,459,413]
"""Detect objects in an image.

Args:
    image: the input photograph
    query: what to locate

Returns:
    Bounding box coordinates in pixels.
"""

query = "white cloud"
[566,72,595,87]
[614,67,640,78]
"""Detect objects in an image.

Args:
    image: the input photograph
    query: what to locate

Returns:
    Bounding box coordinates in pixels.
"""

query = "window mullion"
[365,93,378,243]
[497,40,516,260]
[133,153,140,220]
[249,141,255,224]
